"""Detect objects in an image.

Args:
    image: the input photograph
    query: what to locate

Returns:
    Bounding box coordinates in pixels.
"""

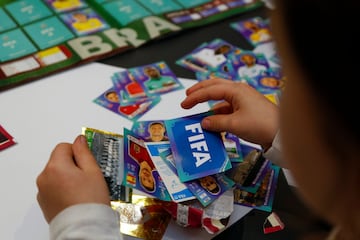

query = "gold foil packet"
[112,195,171,240]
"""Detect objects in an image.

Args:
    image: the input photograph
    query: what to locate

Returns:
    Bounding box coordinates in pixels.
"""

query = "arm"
[36,135,122,240]
[50,203,121,240]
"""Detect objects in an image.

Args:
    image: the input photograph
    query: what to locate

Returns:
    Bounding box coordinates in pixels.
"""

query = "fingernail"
[202,119,210,129]
[78,135,87,145]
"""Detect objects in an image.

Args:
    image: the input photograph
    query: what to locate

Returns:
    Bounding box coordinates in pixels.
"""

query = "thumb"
[201,114,234,133]
[72,135,99,171]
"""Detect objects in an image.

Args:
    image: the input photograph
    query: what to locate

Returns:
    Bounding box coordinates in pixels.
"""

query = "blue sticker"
[164,111,231,182]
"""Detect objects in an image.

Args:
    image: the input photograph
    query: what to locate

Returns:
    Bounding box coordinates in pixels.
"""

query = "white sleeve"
[263,131,287,168]
[49,203,122,240]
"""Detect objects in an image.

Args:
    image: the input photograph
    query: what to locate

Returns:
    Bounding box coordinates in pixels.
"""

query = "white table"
[0,62,252,240]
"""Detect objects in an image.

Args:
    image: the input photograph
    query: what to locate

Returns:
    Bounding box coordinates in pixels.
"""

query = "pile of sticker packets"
[83,113,280,239]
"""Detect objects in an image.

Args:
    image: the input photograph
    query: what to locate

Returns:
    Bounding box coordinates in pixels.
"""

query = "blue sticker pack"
[164,111,232,182]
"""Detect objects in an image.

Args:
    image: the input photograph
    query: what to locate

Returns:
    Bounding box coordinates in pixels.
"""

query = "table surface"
[0,4,330,240]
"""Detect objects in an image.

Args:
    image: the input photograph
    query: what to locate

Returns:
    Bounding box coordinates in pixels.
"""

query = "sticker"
[45,0,88,13]
[127,61,183,96]
[82,127,131,202]
[60,8,109,36]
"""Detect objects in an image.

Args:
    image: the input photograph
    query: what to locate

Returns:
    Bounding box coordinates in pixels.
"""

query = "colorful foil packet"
[82,127,131,202]
[112,194,171,240]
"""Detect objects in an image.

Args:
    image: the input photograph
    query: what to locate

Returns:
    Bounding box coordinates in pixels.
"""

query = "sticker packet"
[93,87,160,121]
[184,173,235,207]
[146,142,196,203]
[233,164,280,212]
[82,127,131,202]
[164,111,232,182]
[123,128,171,201]
[230,16,273,47]
[127,61,183,96]
[112,194,171,240]
[0,124,16,151]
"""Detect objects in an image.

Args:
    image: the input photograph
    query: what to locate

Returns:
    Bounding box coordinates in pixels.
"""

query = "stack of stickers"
[177,16,285,107]
[93,61,184,121]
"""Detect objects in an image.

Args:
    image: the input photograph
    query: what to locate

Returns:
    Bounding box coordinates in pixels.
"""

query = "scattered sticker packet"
[94,61,184,121]
[0,124,16,151]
